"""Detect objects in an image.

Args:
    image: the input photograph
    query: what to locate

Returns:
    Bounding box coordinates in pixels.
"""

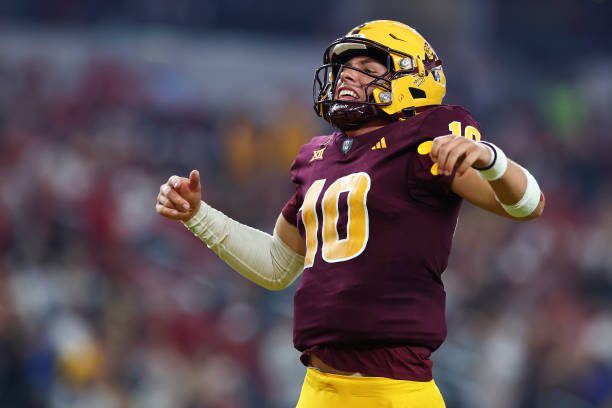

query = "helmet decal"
[424,42,436,62]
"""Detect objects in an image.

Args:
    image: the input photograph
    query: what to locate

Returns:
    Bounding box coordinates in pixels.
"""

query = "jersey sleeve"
[280,136,319,227]
[281,135,334,226]
[408,105,484,203]
[281,189,301,226]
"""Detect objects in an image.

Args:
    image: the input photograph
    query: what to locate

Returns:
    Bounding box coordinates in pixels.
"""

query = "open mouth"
[337,88,360,101]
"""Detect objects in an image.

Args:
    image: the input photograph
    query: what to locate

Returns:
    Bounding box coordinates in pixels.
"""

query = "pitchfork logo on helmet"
[424,42,436,63]
[313,20,446,130]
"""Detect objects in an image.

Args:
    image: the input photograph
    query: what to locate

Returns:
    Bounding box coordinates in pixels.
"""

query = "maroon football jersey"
[282,105,483,378]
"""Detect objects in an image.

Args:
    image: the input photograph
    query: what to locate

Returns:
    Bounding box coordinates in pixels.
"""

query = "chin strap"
[326,101,390,130]
[327,101,438,129]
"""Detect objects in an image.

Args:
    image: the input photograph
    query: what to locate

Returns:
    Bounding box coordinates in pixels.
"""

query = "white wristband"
[476,142,508,181]
[496,166,541,218]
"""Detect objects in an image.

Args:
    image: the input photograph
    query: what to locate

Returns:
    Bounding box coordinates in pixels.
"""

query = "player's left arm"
[430,135,545,220]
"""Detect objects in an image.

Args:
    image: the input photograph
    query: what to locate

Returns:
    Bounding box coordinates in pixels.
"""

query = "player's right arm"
[156,170,305,290]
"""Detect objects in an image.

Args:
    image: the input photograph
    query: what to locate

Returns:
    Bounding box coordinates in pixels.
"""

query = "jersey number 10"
[300,172,371,268]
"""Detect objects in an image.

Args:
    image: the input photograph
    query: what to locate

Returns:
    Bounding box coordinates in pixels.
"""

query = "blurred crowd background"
[1,1,611,407]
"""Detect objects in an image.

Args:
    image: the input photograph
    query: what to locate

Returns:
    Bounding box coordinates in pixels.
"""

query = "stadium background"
[0,0,611,407]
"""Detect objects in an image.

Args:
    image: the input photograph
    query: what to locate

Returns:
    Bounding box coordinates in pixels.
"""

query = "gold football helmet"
[313,20,446,129]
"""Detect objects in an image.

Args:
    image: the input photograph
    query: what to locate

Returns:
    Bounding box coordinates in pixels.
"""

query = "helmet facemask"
[313,47,395,130]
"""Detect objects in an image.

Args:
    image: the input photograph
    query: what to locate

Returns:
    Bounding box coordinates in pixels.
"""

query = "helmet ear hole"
[409,87,426,99]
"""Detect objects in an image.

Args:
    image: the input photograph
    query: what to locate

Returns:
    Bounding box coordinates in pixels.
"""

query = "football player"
[156,20,545,407]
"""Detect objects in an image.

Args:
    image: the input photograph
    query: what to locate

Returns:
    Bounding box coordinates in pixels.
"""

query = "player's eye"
[363,65,384,76]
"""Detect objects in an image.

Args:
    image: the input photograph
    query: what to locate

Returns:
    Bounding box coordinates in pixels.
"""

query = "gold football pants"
[296,368,446,408]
